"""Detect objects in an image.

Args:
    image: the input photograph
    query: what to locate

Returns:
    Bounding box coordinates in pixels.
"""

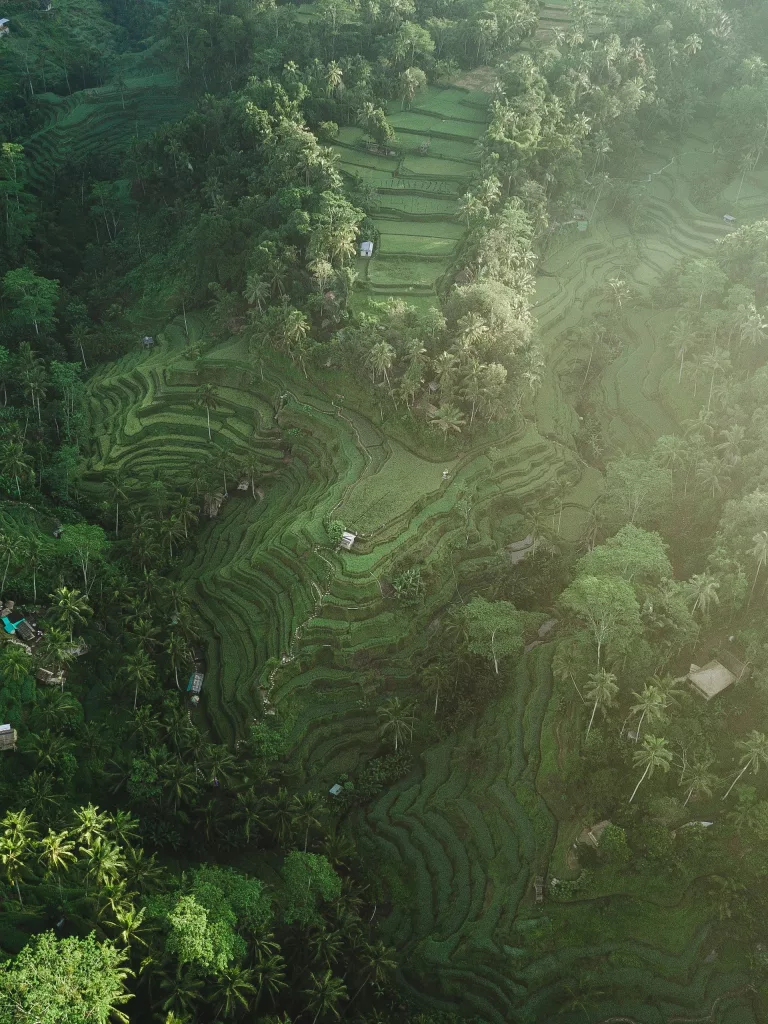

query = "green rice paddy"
[334,84,487,302]
[78,47,768,1024]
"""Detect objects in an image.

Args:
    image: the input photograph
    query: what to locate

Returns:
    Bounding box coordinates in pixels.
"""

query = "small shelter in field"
[0,19,10,36]
[142,335,155,349]
[0,725,17,751]
[187,670,204,695]
[329,783,343,796]
[359,241,374,258]
[340,531,357,550]
[723,214,736,224]
[688,650,748,700]
[36,667,66,688]
[578,819,611,848]
[1,603,35,642]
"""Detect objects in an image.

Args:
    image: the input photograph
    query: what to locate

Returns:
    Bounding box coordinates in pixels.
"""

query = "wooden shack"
[0,725,17,751]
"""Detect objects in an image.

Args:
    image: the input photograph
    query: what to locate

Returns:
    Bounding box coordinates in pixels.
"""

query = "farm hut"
[687,657,743,700]
[204,491,226,518]
[0,19,9,36]
[36,667,65,687]
[0,725,16,751]
[329,783,343,796]
[359,241,374,258]
[1,606,27,636]
[340,531,357,550]
[237,478,249,491]
[142,335,155,349]
[577,820,611,848]
[723,214,736,224]
[187,670,204,695]
[52,521,64,539]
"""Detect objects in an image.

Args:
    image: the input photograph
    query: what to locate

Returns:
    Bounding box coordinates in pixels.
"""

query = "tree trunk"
[1,550,10,593]
[207,407,211,441]
[586,697,599,739]
[629,762,651,803]
[722,760,752,800]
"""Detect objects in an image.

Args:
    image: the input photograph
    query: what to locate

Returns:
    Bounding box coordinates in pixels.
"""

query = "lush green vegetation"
[4,0,768,1021]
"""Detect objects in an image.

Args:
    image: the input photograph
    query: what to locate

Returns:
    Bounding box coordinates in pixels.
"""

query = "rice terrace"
[2,0,768,1022]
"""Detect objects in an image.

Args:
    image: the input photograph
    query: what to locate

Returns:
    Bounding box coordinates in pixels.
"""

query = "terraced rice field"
[334,84,488,302]
[23,69,190,189]
[78,27,767,1024]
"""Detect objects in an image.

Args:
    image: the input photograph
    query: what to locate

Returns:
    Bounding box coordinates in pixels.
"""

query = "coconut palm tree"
[749,530,768,603]
[51,586,92,641]
[39,827,76,899]
[0,644,32,684]
[122,649,155,712]
[0,809,38,906]
[701,347,732,412]
[366,341,395,386]
[104,470,127,537]
[377,696,415,752]
[244,273,269,311]
[722,730,768,800]
[0,439,28,498]
[304,969,348,1024]
[0,531,15,593]
[629,734,672,802]
[195,383,219,442]
[209,967,258,1019]
[291,790,326,852]
[584,668,618,739]
[428,404,466,438]
[629,682,668,741]
[164,633,190,690]
[686,572,720,618]
[252,945,288,1014]
[680,759,717,807]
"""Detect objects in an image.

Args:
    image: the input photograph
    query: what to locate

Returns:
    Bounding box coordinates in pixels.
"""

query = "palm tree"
[39,828,76,899]
[244,273,269,311]
[0,441,33,497]
[252,945,287,1014]
[73,803,110,849]
[680,759,717,807]
[291,791,326,852]
[209,968,257,1019]
[347,941,397,1009]
[366,341,395,386]
[701,347,732,412]
[0,531,15,593]
[304,969,348,1024]
[105,470,127,537]
[25,536,43,603]
[51,586,92,640]
[170,493,199,540]
[584,668,618,739]
[629,734,673,802]
[749,531,768,603]
[686,572,720,618]
[428,404,466,438]
[165,633,190,690]
[122,649,155,712]
[0,809,38,907]
[195,383,219,441]
[722,730,768,799]
[159,515,184,559]
[0,644,32,684]
[629,683,668,741]
[265,787,293,845]
[377,696,415,752]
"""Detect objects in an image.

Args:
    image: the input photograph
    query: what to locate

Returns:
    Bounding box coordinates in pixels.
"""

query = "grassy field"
[334,84,488,303]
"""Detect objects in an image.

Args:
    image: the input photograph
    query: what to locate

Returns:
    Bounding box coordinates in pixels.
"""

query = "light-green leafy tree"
[0,932,132,1024]
[281,851,341,927]
[463,597,530,674]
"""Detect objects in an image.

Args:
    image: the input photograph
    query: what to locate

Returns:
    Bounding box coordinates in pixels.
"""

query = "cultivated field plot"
[23,68,190,189]
[334,84,488,302]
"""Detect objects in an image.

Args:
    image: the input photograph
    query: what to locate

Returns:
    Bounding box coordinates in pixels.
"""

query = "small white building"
[0,19,10,37]
[688,660,736,700]
[329,783,343,796]
[723,214,736,224]
[0,724,16,751]
[359,241,374,258]
[340,531,357,550]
